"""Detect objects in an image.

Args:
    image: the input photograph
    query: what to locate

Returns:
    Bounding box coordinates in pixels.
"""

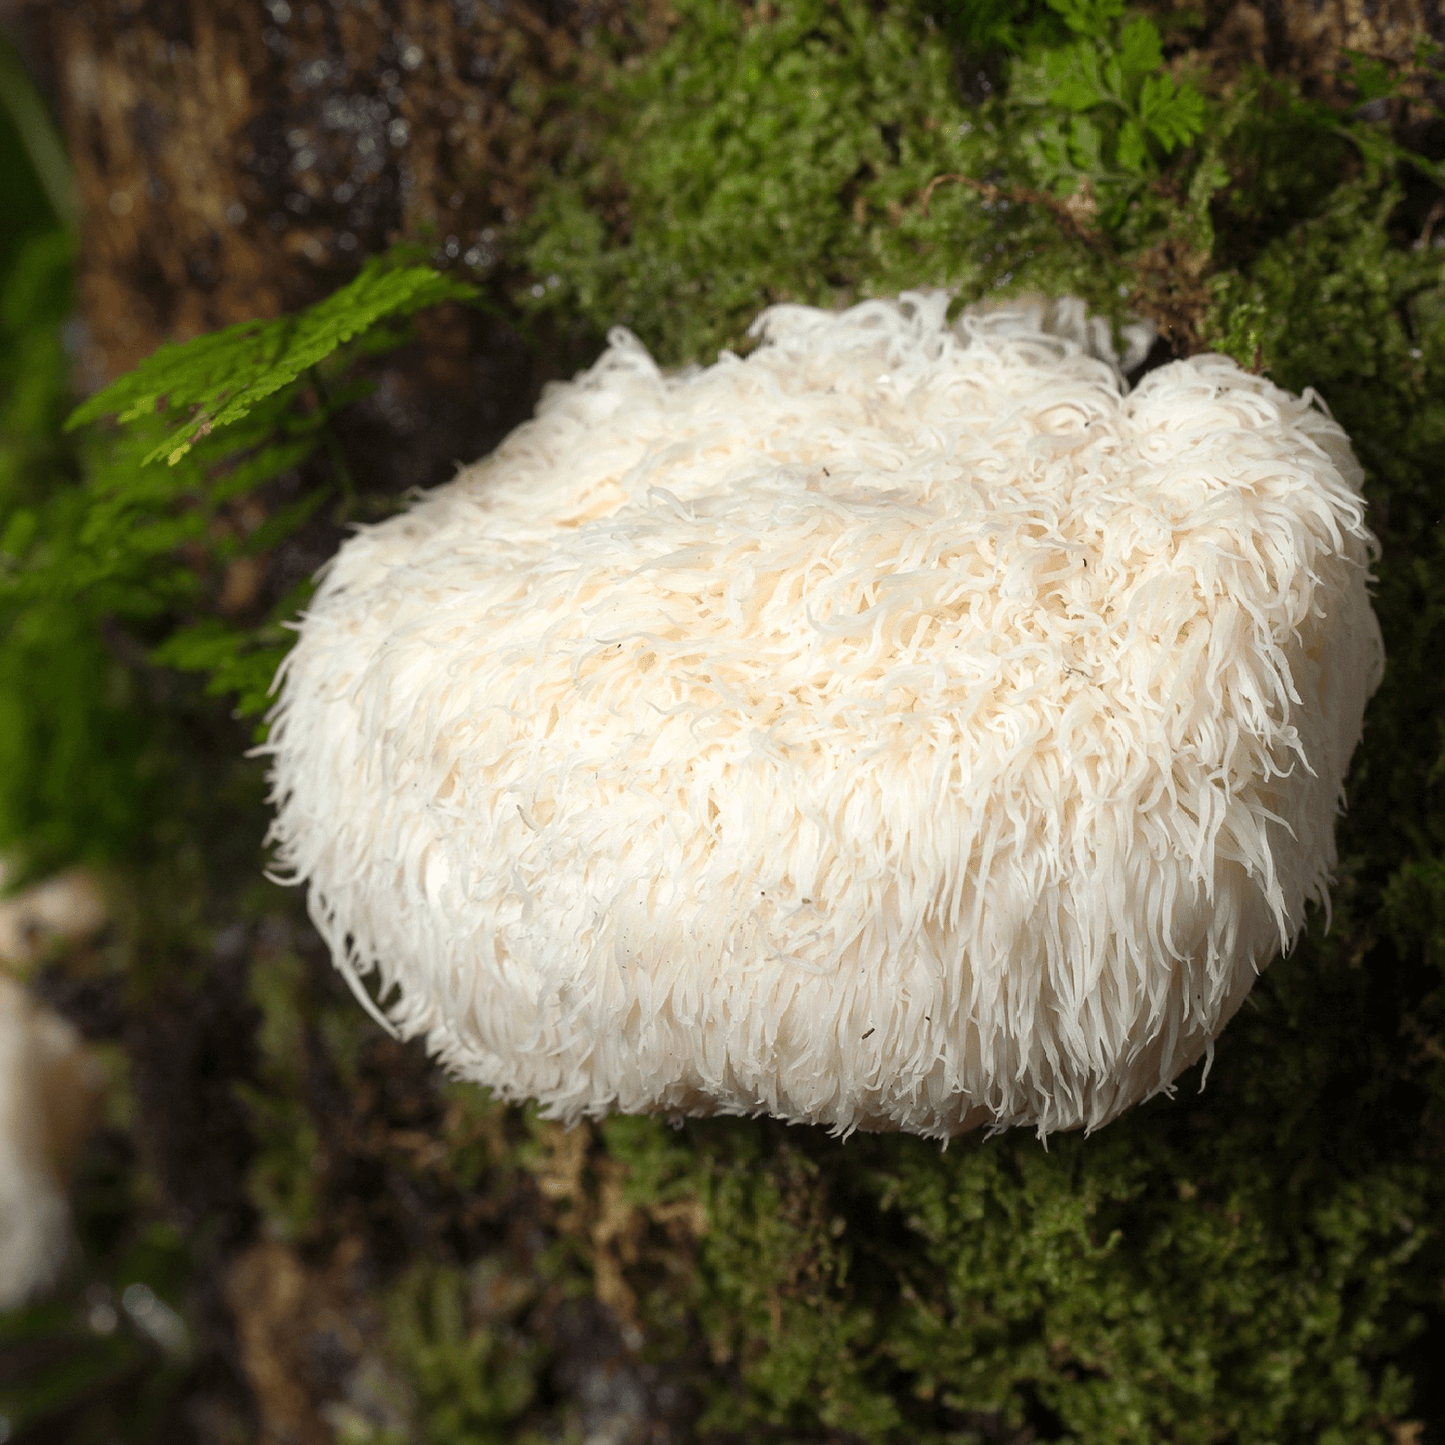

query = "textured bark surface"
[1204,0,1442,93]
[6,0,680,652]
[17,0,674,387]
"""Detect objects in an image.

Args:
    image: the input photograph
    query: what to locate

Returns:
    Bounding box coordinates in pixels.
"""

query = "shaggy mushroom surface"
[266,291,1383,1138]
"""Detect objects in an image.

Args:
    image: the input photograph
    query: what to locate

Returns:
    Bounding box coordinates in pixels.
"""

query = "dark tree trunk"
[18,0,671,385]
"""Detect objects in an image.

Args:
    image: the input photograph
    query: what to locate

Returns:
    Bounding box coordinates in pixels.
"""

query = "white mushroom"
[265,290,1383,1139]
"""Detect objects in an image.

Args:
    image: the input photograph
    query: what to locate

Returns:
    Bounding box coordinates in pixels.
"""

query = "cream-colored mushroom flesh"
[265,291,1383,1139]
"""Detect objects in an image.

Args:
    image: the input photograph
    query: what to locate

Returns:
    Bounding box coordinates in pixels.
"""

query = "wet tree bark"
[16,0,671,385]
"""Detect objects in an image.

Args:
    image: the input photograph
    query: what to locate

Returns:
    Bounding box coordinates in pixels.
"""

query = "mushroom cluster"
[266,290,1383,1139]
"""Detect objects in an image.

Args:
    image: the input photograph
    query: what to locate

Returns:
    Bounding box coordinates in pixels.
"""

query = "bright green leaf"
[1045,43,1105,110]
[1140,72,1206,152]
[1116,117,1148,171]
[1068,114,1105,169]
[66,260,478,465]
[1117,15,1163,76]
[1044,0,1125,40]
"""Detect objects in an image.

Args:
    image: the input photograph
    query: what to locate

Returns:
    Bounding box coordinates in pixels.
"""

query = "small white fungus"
[0,976,105,1306]
[265,289,1383,1139]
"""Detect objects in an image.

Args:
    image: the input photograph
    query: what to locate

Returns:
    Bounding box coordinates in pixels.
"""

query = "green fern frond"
[66,258,477,465]
[150,577,317,727]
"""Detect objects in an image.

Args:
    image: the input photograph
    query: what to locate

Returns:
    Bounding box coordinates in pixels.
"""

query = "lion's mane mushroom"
[265,290,1383,1139]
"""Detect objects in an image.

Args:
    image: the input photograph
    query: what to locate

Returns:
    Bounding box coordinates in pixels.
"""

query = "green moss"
[518,0,1042,365]
[385,1263,545,1445]
[239,949,320,1239]
[599,1091,1431,1441]
[511,11,1445,1438]
[516,0,1246,368]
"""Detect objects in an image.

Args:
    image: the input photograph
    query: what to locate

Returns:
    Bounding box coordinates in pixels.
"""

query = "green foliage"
[0,224,170,881]
[55,252,475,652]
[521,0,1024,366]
[518,0,1445,367]
[932,0,1044,55]
[929,0,1135,63]
[1006,7,1205,226]
[57,259,475,655]
[147,581,319,726]
[68,260,475,466]
[387,1264,546,1445]
[0,253,480,882]
[605,1082,1430,1442]
[1204,56,1445,277]
[875,1139,1422,1441]
[605,1115,899,1439]
[516,0,1213,369]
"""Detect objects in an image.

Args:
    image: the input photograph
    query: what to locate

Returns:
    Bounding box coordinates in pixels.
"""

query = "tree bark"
[14,0,669,387]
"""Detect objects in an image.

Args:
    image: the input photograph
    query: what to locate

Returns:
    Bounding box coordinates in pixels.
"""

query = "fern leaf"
[1044,0,1125,40]
[66,260,477,466]
[1116,117,1148,171]
[1043,43,1104,111]
[1116,16,1163,77]
[153,576,317,731]
[1140,73,1205,152]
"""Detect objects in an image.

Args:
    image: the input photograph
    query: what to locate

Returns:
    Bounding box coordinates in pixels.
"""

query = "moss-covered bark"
[3,1,1445,1441]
